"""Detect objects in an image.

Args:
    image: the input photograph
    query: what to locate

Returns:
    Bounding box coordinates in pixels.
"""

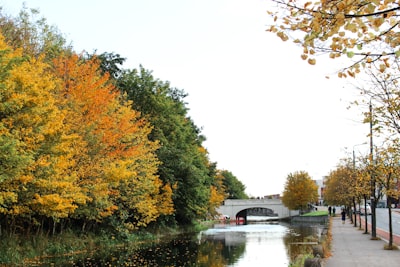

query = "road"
[320,206,400,236]
[374,208,400,236]
[360,208,400,236]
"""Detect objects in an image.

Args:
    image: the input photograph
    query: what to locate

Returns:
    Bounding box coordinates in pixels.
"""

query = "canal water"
[37,219,325,266]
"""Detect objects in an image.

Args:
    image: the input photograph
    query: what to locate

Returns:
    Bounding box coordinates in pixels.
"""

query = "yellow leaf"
[308,58,316,65]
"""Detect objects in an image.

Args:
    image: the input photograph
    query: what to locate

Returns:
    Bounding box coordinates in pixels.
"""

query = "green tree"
[117,66,213,225]
[281,171,318,211]
[220,170,248,199]
[84,51,126,80]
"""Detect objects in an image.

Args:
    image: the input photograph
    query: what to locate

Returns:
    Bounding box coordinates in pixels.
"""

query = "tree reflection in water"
[31,223,325,266]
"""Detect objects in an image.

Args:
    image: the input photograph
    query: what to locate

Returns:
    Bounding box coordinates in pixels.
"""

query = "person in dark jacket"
[341,209,346,224]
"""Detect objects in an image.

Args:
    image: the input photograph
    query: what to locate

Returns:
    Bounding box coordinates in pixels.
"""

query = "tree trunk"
[52,219,56,236]
[358,201,362,230]
[10,216,16,236]
[353,197,357,227]
[363,195,368,234]
[82,221,86,233]
[388,198,393,249]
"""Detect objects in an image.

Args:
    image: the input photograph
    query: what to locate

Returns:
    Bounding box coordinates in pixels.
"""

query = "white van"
[360,204,372,215]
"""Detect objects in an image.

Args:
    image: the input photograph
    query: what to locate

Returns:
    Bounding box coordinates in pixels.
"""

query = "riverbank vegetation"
[289,216,332,267]
[0,5,249,264]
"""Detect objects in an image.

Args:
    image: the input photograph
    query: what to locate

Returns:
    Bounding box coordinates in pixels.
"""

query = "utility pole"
[370,99,377,238]
[353,142,367,228]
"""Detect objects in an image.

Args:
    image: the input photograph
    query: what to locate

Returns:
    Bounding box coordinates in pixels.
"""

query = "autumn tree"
[355,64,400,141]
[323,160,354,207]
[52,55,173,231]
[0,34,41,230]
[0,32,88,235]
[200,161,224,220]
[281,171,318,211]
[267,0,400,77]
[0,5,234,235]
[352,153,371,226]
[373,143,400,249]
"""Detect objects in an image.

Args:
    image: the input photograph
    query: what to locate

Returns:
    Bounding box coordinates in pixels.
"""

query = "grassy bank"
[2,218,332,266]
[0,230,158,265]
[0,221,215,266]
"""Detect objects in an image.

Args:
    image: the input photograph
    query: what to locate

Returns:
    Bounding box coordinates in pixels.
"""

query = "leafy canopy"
[220,170,248,199]
[268,0,400,77]
[281,171,318,210]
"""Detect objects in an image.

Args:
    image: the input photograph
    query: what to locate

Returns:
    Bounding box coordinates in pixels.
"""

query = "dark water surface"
[36,220,325,266]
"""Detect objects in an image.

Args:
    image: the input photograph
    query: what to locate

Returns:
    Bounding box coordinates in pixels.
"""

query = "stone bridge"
[216,199,298,223]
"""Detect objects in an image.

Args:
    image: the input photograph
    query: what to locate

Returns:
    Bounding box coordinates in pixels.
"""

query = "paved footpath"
[323,216,400,267]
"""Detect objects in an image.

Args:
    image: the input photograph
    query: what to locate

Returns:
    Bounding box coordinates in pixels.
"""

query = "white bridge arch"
[216,199,298,223]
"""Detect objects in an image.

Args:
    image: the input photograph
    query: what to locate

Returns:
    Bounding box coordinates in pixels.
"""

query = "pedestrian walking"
[332,207,336,217]
[341,209,346,224]
[328,206,332,216]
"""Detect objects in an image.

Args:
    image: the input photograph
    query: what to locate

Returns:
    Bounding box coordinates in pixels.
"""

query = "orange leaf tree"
[52,55,173,230]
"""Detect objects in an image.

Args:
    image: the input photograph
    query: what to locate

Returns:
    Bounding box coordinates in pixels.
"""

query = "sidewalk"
[324,216,400,267]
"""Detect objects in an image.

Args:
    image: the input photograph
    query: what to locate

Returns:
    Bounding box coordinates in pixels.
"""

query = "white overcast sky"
[1,0,370,197]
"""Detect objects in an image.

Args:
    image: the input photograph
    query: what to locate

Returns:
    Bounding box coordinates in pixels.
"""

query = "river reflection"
[202,223,290,266]
[35,221,325,266]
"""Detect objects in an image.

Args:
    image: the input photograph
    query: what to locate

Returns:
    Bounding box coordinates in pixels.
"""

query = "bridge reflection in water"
[217,199,299,224]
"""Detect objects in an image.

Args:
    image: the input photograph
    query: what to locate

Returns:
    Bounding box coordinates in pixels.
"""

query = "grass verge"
[301,211,329,216]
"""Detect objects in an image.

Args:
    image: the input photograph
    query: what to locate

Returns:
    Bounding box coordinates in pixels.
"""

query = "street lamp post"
[353,142,367,228]
[369,99,377,239]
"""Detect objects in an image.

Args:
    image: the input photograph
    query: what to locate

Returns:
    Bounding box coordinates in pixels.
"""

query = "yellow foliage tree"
[208,170,226,219]
[281,171,318,211]
[0,39,91,238]
[0,33,86,228]
[323,161,354,207]
[373,143,400,249]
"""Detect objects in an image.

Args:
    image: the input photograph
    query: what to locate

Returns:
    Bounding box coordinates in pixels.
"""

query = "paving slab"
[323,216,400,267]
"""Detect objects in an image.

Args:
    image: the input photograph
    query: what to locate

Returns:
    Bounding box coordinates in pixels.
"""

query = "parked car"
[360,204,372,215]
